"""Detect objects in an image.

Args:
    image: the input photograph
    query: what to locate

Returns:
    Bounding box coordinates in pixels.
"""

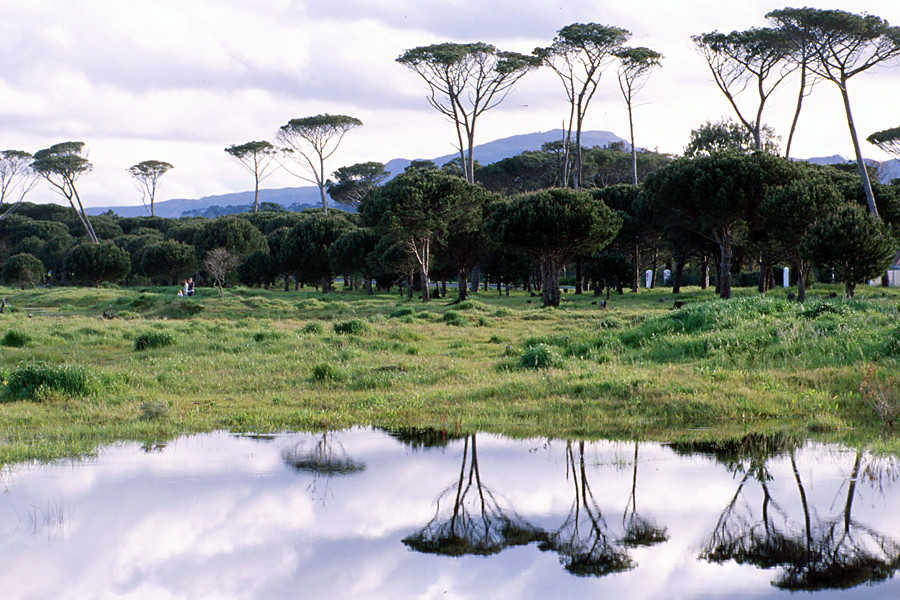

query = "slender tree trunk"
[575,259,583,294]
[632,242,640,293]
[650,249,658,289]
[628,103,638,185]
[838,78,879,218]
[797,261,807,303]
[785,61,808,159]
[574,108,584,191]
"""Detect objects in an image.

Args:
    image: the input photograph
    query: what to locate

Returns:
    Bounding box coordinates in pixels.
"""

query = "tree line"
[1,7,899,303]
[0,144,897,305]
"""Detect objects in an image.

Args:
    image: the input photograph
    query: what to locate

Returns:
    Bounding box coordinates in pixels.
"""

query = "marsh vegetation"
[0,283,898,464]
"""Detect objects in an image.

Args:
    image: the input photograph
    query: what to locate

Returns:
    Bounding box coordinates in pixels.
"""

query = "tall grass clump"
[134,331,175,351]
[861,364,900,428]
[311,363,346,382]
[5,362,96,400]
[302,321,324,335]
[333,319,370,335]
[1,329,30,347]
[518,343,562,370]
[442,311,467,326]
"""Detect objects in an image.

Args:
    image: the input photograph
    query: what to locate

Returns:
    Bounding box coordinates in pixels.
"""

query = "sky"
[2,0,899,210]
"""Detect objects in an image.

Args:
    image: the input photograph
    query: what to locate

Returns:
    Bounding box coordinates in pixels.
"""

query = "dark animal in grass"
[786,293,795,301]
[673,301,684,309]
[830,292,837,298]
[657,297,667,303]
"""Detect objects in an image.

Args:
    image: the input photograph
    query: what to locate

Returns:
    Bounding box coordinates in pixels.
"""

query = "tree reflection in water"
[281,430,365,503]
[402,434,547,556]
[679,434,900,591]
[622,443,668,548]
[539,441,634,576]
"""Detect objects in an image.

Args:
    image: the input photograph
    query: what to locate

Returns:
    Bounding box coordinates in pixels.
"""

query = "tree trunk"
[419,263,430,302]
[797,262,807,303]
[469,264,480,292]
[575,259,583,294]
[632,242,640,293]
[457,269,468,303]
[541,259,561,307]
[700,253,710,290]
[672,252,685,294]
[719,240,732,300]
[838,78,879,219]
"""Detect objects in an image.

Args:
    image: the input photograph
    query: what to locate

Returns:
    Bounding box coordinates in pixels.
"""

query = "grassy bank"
[1,283,898,464]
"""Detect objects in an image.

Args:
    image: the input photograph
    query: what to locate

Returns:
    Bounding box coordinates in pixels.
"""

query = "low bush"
[1,330,30,347]
[442,311,467,327]
[5,362,96,400]
[518,343,561,370]
[134,331,175,351]
[333,319,370,335]
[140,400,170,421]
[302,321,325,335]
[312,363,345,382]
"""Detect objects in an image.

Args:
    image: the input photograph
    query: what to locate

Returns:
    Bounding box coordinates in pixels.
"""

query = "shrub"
[5,362,96,400]
[140,400,170,421]
[252,330,282,343]
[1,330,30,347]
[312,363,345,382]
[1,253,45,287]
[442,311,467,327]
[518,344,561,369]
[333,319,369,335]
[302,321,325,335]
[390,307,415,318]
[456,300,489,312]
[298,298,325,311]
[861,365,900,428]
[134,331,175,351]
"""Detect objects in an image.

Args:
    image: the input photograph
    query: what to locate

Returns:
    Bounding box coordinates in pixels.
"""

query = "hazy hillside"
[87,130,900,218]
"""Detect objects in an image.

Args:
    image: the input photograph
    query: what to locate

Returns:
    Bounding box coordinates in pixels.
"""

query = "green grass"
[0,283,898,464]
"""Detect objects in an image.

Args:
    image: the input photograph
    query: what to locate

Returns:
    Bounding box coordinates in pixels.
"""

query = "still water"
[1,429,898,599]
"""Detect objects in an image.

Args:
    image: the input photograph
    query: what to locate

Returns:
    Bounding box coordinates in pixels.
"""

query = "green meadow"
[1,283,898,464]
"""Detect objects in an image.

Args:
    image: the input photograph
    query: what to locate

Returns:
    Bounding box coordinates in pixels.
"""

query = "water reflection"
[677,436,900,591]
[622,443,669,548]
[403,434,546,556]
[0,429,899,599]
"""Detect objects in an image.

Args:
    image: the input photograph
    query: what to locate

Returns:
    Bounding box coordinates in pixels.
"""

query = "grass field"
[1,282,898,464]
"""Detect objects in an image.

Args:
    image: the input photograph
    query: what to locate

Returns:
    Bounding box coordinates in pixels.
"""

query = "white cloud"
[2,1,899,208]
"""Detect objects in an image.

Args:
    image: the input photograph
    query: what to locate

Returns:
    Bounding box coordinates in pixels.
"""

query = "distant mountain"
[382,129,627,177]
[87,187,327,219]
[87,131,898,218]
[803,155,900,181]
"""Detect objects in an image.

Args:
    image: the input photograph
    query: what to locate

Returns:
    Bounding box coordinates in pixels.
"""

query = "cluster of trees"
[1,8,899,302]
[2,144,896,305]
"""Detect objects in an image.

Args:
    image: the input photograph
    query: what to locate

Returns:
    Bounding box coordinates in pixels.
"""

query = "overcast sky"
[2,0,899,209]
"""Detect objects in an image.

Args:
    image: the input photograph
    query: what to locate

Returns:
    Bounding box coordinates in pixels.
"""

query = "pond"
[1,429,898,599]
